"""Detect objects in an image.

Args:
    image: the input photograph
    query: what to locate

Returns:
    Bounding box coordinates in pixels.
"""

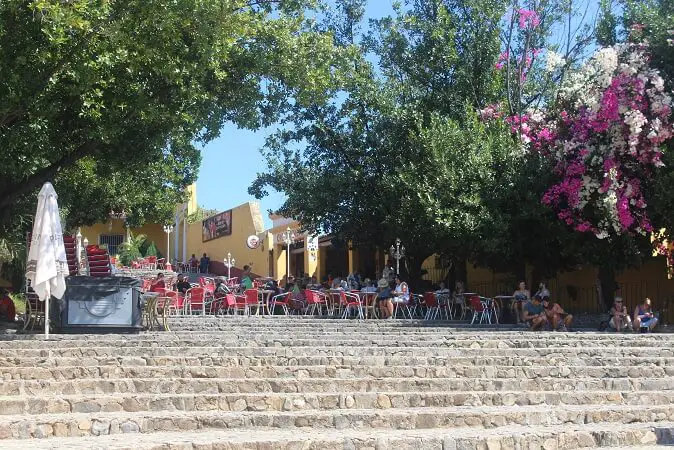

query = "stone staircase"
[0,317,673,449]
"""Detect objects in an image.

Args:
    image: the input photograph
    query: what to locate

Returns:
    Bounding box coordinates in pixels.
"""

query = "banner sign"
[202,210,232,242]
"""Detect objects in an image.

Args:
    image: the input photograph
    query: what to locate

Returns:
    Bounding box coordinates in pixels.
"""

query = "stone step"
[2,354,672,369]
[1,405,672,440]
[4,363,672,381]
[1,375,671,397]
[0,337,668,351]
[0,421,672,449]
[3,332,671,346]
[1,345,670,359]
[1,390,672,416]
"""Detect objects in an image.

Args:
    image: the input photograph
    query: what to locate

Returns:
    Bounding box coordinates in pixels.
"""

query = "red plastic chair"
[423,292,439,320]
[185,287,207,315]
[225,293,247,315]
[469,295,486,324]
[141,279,152,293]
[304,289,328,316]
[270,292,292,315]
[340,291,363,319]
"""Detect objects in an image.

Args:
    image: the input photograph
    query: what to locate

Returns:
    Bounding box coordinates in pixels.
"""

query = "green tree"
[0,0,346,242]
[118,232,146,267]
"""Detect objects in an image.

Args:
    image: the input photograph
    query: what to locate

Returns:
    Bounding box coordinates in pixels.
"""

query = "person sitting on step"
[633,298,658,332]
[541,297,573,331]
[512,281,531,325]
[608,297,632,332]
[522,295,548,331]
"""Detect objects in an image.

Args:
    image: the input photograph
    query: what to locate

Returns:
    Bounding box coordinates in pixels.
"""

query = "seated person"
[392,276,410,303]
[176,274,192,294]
[609,297,632,332]
[189,254,199,270]
[541,297,573,331]
[306,276,320,290]
[361,278,377,293]
[199,253,210,274]
[0,289,16,323]
[512,281,531,324]
[377,278,393,319]
[240,265,254,290]
[522,295,548,331]
[634,298,658,332]
[150,273,166,292]
[213,277,231,297]
[534,281,551,299]
[435,282,451,305]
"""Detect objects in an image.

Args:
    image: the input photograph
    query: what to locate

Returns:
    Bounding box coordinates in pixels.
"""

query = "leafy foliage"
[0,0,346,244]
[118,233,146,267]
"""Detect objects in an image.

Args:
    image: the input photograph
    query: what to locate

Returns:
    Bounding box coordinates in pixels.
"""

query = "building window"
[99,234,124,255]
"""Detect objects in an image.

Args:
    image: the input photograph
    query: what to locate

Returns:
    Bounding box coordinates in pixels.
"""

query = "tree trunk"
[598,265,617,310]
[450,258,467,290]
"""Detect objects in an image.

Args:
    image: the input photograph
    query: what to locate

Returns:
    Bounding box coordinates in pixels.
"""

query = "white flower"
[545,51,565,73]
[595,230,609,239]
[595,47,618,73]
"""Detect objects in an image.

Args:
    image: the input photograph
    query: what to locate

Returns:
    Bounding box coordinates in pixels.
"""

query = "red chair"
[423,292,440,320]
[141,279,152,293]
[146,256,157,269]
[226,293,248,315]
[243,289,260,315]
[339,291,363,319]
[185,287,208,315]
[164,291,182,316]
[304,290,328,316]
[469,295,487,324]
[270,292,292,316]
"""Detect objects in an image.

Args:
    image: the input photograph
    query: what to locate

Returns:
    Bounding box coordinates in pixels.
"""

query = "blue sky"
[196,1,396,229]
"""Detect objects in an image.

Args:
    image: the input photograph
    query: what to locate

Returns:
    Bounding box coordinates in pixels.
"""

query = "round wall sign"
[246,235,260,249]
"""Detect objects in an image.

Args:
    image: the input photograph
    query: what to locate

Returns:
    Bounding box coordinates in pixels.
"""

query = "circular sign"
[246,235,261,249]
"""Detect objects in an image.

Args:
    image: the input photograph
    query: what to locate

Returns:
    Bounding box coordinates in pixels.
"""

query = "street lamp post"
[281,227,296,282]
[389,238,405,276]
[163,224,174,269]
[224,252,236,281]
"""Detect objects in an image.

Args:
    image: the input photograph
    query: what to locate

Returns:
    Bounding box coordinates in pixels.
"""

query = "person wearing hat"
[609,297,631,332]
[633,298,658,332]
[522,295,548,331]
[542,297,573,332]
[377,278,393,319]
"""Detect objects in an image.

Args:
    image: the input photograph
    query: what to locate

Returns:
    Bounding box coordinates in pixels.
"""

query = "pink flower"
[518,9,541,30]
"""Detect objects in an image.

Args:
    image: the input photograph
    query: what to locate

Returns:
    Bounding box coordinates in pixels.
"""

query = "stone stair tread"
[2,403,672,421]
[3,388,671,400]
[1,420,672,449]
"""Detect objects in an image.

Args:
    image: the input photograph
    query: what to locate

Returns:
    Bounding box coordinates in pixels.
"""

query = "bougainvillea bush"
[486,39,673,245]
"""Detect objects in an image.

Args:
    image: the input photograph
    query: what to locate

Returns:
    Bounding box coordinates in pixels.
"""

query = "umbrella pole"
[45,297,50,338]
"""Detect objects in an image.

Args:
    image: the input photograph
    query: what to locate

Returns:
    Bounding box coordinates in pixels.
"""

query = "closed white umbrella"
[25,182,69,337]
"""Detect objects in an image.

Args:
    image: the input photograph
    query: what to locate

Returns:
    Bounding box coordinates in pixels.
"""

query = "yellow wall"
[180,202,269,275]
[463,257,674,323]
[80,219,168,258]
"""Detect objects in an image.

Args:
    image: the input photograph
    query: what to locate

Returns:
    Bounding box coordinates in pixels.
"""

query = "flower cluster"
[518,9,540,30]
[499,43,673,240]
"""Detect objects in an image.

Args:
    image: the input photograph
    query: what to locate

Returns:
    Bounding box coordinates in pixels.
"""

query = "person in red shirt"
[150,273,166,292]
[0,289,16,322]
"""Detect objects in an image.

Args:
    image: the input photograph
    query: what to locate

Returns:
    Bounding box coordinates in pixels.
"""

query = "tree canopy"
[0,0,346,244]
[251,0,674,297]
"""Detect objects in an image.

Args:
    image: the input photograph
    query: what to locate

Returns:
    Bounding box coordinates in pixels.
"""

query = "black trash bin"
[52,276,142,333]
